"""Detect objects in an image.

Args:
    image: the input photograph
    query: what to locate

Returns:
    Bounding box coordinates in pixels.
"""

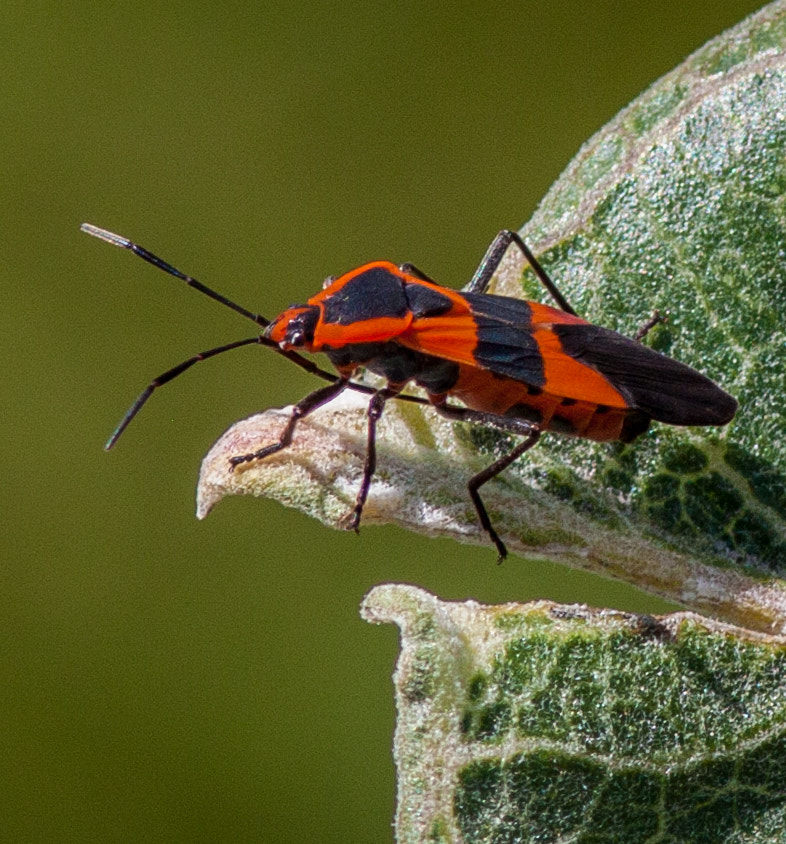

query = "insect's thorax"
[324,342,460,395]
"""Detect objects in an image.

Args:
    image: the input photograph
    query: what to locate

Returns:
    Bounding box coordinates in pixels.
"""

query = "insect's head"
[265,304,321,351]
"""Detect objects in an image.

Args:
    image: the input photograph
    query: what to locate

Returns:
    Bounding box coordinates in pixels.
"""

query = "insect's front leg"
[434,401,541,561]
[228,377,350,469]
[339,386,401,532]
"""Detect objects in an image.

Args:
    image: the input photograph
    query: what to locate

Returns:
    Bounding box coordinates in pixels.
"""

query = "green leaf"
[511,0,786,586]
[362,584,786,844]
[198,1,786,632]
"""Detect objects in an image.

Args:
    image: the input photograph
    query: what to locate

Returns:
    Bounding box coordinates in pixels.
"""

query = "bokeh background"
[3,1,765,840]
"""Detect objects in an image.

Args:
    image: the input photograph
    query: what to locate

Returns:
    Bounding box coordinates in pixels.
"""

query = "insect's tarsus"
[634,310,666,343]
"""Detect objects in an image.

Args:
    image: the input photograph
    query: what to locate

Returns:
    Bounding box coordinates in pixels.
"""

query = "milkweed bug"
[82,223,737,560]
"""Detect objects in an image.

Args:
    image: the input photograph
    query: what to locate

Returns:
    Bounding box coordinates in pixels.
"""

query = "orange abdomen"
[446,364,649,442]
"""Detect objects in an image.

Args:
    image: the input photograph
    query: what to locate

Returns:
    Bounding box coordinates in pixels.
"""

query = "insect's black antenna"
[105,337,262,450]
[81,223,362,389]
[81,223,270,327]
[83,223,433,448]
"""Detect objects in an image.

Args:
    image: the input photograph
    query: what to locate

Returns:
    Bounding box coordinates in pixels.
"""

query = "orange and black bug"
[82,224,737,560]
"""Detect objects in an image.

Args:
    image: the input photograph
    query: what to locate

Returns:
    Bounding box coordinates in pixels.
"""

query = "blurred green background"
[3,1,765,840]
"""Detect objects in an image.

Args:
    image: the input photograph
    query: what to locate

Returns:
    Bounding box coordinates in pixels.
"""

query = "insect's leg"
[434,401,539,438]
[340,386,400,532]
[633,310,666,343]
[466,229,577,316]
[398,262,436,283]
[229,377,350,468]
[434,401,541,561]
[467,433,541,562]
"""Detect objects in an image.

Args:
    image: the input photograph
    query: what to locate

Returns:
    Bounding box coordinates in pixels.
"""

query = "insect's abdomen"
[447,364,650,442]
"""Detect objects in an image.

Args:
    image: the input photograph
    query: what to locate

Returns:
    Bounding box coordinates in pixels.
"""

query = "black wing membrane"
[455,291,735,428]
[553,323,737,426]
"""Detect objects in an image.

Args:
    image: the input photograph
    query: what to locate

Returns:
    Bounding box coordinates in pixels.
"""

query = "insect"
[82,224,737,560]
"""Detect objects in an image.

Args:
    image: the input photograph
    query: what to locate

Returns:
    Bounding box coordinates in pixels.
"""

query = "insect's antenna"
[84,223,435,448]
[80,223,270,327]
[102,328,430,449]
[105,337,262,450]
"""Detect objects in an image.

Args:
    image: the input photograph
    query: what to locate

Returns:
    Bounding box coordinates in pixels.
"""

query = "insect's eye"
[283,306,320,348]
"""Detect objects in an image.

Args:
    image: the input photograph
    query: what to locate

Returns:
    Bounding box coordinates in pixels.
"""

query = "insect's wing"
[398,288,554,383]
[400,288,736,427]
[400,291,631,409]
[552,322,737,426]
[463,294,635,408]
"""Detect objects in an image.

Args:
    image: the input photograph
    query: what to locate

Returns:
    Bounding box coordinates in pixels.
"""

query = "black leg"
[340,387,399,532]
[634,310,665,343]
[229,377,350,468]
[467,431,541,562]
[399,262,436,283]
[434,401,540,438]
[434,401,542,560]
[466,229,576,316]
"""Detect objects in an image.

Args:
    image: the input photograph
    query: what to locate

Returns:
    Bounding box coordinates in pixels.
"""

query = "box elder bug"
[82,223,737,560]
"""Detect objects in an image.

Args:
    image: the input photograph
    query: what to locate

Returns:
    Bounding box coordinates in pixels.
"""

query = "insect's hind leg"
[434,401,542,561]
[466,230,577,316]
[467,433,541,562]
[634,311,666,343]
[229,377,350,469]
